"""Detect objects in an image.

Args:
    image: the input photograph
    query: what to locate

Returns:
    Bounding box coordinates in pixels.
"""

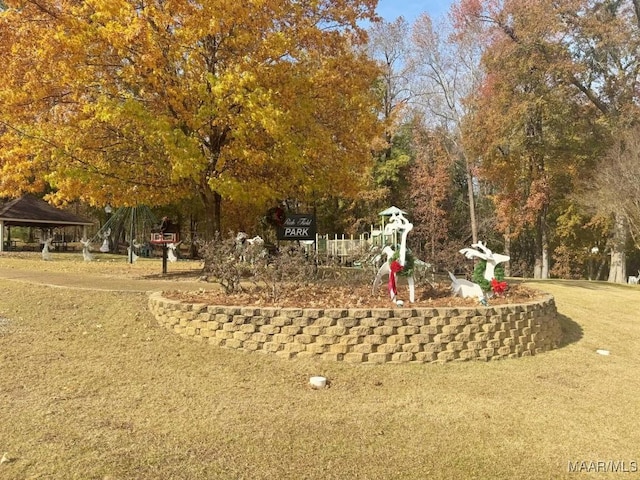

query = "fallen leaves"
[164,282,543,309]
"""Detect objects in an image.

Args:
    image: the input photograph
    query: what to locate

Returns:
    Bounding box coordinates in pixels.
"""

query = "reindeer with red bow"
[372,212,415,306]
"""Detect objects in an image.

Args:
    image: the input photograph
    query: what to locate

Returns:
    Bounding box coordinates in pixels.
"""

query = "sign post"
[150,215,179,275]
[150,232,178,274]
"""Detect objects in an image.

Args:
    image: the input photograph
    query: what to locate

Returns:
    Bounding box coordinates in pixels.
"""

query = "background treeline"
[1,0,640,281]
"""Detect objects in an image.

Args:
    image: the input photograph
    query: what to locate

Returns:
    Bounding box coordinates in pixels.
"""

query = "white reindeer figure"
[236,233,265,263]
[127,240,140,263]
[459,240,510,282]
[246,235,264,246]
[41,238,53,261]
[99,228,111,253]
[80,238,94,262]
[448,271,485,302]
[167,242,182,263]
[372,212,415,306]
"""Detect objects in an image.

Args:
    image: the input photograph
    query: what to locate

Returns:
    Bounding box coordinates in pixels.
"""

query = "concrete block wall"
[148,292,562,363]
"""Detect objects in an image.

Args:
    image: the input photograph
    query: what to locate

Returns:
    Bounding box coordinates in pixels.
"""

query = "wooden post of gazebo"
[0,220,5,252]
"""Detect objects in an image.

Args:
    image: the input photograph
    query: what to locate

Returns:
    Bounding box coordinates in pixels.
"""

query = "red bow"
[389,260,404,298]
[490,278,508,295]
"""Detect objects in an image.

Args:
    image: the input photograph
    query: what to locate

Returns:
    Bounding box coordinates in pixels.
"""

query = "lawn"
[0,254,638,479]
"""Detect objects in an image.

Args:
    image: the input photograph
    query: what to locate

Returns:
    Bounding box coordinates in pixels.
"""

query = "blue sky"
[375,0,454,23]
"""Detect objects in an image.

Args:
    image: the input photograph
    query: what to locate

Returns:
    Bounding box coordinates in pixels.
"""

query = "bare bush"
[251,243,317,301]
[199,234,319,301]
[198,232,247,294]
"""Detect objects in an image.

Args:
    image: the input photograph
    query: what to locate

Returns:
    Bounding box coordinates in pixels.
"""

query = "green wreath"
[390,247,415,277]
[472,260,505,292]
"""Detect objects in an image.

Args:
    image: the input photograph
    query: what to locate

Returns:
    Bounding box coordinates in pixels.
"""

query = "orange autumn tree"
[456,0,612,278]
[409,125,455,268]
[458,0,640,283]
[0,0,382,237]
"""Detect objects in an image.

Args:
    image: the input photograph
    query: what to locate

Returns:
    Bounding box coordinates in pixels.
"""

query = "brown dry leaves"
[164,282,544,309]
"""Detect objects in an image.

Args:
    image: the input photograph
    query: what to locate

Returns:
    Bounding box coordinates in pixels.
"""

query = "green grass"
[0,255,638,479]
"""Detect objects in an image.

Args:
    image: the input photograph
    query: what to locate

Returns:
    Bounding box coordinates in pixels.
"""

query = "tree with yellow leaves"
[0,0,382,236]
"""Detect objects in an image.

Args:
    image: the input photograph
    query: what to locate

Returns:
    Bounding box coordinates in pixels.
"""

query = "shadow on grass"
[140,270,204,281]
[557,313,583,347]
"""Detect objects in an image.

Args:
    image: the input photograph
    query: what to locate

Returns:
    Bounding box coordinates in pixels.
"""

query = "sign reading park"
[277,214,316,241]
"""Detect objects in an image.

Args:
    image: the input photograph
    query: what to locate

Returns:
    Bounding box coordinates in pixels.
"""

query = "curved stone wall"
[148,292,562,364]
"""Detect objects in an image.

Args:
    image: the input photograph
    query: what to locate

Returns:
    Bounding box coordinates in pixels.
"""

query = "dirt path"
[0,262,220,293]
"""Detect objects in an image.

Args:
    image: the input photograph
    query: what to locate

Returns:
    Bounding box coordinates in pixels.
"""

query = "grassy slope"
[0,256,638,479]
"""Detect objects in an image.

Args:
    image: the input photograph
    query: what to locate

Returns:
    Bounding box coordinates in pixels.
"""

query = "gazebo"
[0,195,94,252]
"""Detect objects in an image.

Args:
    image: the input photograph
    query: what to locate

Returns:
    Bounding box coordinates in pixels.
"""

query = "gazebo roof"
[378,206,408,216]
[0,195,93,229]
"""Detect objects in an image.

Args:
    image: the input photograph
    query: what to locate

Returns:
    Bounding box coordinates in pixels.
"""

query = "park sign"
[277,214,316,241]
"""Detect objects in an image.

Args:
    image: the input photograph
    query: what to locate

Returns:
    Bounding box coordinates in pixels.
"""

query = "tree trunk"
[189,214,199,258]
[596,255,607,281]
[533,252,543,279]
[199,188,222,240]
[465,159,478,244]
[503,229,511,277]
[541,231,549,278]
[533,214,549,279]
[608,212,627,283]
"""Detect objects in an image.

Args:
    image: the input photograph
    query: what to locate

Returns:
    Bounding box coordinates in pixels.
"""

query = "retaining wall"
[148,292,562,364]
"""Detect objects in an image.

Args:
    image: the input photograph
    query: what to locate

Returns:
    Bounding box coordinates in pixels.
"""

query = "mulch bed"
[163,282,545,309]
